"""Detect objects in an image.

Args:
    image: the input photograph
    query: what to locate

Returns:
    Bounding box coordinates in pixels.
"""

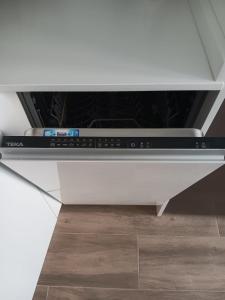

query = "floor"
[33,165,225,300]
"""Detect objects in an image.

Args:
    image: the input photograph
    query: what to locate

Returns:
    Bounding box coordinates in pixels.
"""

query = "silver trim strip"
[0,148,224,161]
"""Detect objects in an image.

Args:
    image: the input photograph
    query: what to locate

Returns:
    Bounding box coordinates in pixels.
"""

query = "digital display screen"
[43,129,79,137]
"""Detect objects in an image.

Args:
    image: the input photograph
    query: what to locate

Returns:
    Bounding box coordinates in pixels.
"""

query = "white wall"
[189,0,225,82]
[210,0,225,39]
[0,164,61,300]
[210,0,225,81]
[0,93,30,135]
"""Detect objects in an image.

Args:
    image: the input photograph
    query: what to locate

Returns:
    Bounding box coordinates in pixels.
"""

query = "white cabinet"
[3,160,60,193]
[0,0,224,91]
[0,94,61,299]
[1,1,224,298]
[0,1,225,212]
[0,93,61,198]
[0,163,61,300]
[58,160,224,215]
[0,93,30,135]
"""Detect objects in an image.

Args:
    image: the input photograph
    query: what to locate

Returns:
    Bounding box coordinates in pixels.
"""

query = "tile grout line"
[137,234,140,289]
[43,285,225,293]
[215,215,221,237]
[46,286,49,300]
[212,199,221,238]
[54,231,222,238]
[55,232,135,236]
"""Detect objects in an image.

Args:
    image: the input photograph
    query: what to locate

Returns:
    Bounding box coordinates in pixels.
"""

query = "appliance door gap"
[18,91,219,131]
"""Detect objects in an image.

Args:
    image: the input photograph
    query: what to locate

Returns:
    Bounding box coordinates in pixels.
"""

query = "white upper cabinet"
[0,0,224,91]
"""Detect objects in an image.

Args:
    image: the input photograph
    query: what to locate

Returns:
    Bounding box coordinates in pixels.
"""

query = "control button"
[104,143,109,147]
[50,143,55,147]
[195,142,200,149]
[88,143,93,148]
[110,143,115,148]
[97,143,103,148]
[69,143,74,147]
[201,142,207,149]
[130,142,136,148]
[62,143,68,147]
[116,143,121,147]
[81,143,87,147]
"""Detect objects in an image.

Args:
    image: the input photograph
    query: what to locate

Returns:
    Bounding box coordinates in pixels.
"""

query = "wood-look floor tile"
[215,198,225,237]
[47,287,225,300]
[39,233,137,288]
[55,191,218,236]
[139,236,225,290]
[33,285,48,300]
[56,205,137,234]
[216,206,225,237]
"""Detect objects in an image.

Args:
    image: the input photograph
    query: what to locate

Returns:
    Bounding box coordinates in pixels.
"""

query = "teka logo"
[6,142,24,147]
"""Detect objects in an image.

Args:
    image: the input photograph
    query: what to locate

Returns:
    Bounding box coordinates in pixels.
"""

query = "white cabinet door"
[0,92,61,198]
[3,160,60,194]
[1,146,224,216]
[0,163,61,300]
[58,159,224,216]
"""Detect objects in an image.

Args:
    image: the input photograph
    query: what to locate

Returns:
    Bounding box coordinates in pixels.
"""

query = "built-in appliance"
[1,2,225,299]
[0,91,225,216]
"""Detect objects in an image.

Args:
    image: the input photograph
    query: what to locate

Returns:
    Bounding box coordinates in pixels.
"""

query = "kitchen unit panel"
[58,160,223,208]
[0,164,61,300]
[3,160,60,193]
[0,0,223,91]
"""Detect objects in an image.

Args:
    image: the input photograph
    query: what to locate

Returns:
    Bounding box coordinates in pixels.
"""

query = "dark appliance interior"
[18,91,218,129]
